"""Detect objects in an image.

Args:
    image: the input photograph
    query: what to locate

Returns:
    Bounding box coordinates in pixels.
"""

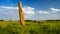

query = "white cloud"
[50,8,60,11]
[0,6,18,10]
[50,8,60,13]
[0,6,35,20]
[0,6,35,14]
[22,7,35,20]
[0,6,19,20]
[0,6,60,20]
[39,10,50,14]
[23,7,35,14]
[38,8,60,15]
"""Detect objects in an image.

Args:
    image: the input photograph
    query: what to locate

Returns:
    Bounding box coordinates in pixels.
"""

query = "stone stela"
[18,2,25,26]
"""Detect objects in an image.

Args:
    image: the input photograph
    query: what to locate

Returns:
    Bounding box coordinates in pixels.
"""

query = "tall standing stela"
[18,2,25,26]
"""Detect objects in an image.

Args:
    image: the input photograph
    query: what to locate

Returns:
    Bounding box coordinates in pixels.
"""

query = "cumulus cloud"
[39,10,50,14]
[0,6,19,20]
[0,6,35,20]
[0,6,35,14]
[0,6,18,10]
[50,8,60,13]
[22,7,35,20]
[38,8,60,15]
[23,7,35,15]
[0,6,60,20]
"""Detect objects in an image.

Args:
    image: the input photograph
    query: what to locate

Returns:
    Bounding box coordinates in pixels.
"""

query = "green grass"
[0,20,60,34]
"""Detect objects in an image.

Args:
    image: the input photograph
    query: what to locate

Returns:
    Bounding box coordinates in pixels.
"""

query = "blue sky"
[0,0,60,20]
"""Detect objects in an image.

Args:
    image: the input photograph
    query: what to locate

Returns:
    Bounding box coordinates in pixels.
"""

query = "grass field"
[0,20,60,34]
